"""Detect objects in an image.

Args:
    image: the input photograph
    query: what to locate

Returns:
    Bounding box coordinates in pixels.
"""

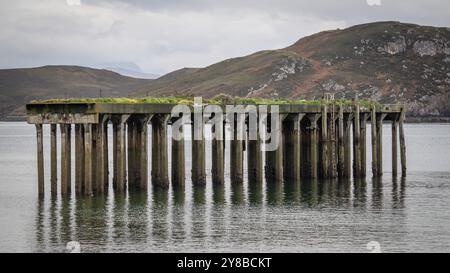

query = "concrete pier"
[212,120,225,185]
[230,113,245,183]
[376,113,387,176]
[50,124,57,194]
[83,123,93,196]
[265,114,285,183]
[392,116,398,176]
[172,116,185,187]
[152,114,170,188]
[191,114,206,186]
[27,101,406,197]
[60,124,71,195]
[283,114,303,182]
[320,106,328,178]
[112,115,129,192]
[75,124,84,194]
[353,105,361,178]
[360,113,369,177]
[399,109,407,177]
[35,124,44,196]
[309,114,320,179]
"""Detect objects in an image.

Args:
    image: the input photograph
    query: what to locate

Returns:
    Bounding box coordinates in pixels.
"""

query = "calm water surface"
[0,122,450,252]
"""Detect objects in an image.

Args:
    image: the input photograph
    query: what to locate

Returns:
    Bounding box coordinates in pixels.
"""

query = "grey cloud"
[0,0,449,74]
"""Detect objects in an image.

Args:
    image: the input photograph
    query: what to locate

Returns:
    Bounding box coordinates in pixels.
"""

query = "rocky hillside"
[0,66,152,120]
[136,21,450,117]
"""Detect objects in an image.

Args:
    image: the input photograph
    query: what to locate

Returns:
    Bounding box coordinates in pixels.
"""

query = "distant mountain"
[135,21,450,117]
[0,65,152,120]
[104,67,160,79]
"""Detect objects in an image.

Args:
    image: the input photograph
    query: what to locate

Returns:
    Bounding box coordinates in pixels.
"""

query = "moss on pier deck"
[33,96,382,107]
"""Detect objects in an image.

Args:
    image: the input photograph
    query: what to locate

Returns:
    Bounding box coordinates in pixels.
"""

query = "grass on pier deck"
[33,96,383,107]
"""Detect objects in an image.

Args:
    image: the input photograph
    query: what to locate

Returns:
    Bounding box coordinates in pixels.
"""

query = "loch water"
[0,122,450,252]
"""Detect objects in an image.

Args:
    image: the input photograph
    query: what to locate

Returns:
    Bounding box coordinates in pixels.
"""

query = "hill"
[136,21,450,117]
[0,66,152,120]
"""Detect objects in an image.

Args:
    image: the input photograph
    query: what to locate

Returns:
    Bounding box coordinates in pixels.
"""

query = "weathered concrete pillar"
[35,124,44,196]
[392,115,398,177]
[127,118,137,188]
[307,114,320,179]
[247,118,263,185]
[83,123,93,196]
[343,113,352,178]
[376,113,387,176]
[337,106,345,178]
[191,115,206,186]
[50,124,57,194]
[171,116,185,187]
[136,115,151,191]
[328,105,338,178]
[96,115,108,193]
[283,114,303,182]
[60,124,71,195]
[103,122,109,190]
[91,124,98,192]
[152,114,170,188]
[320,105,329,178]
[212,119,225,185]
[75,124,85,194]
[230,113,245,184]
[112,123,118,189]
[353,105,361,178]
[265,114,285,183]
[371,106,378,177]
[112,115,130,192]
[399,109,407,177]
[360,113,369,177]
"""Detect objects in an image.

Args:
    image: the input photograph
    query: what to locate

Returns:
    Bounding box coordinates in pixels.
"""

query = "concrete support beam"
[353,105,361,178]
[171,117,186,188]
[338,106,345,178]
[103,122,109,191]
[343,113,353,178]
[60,124,71,195]
[392,116,398,177]
[328,105,338,178]
[265,114,285,183]
[112,114,130,192]
[307,114,320,179]
[320,105,329,178]
[95,115,108,193]
[83,123,93,196]
[212,120,225,185]
[75,124,84,195]
[230,113,245,184]
[376,113,387,176]
[283,114,303,182]
[127,118,137,188]
[360,113,369,177]
[137,115,151,191]
[50,124,57,194]
[91,124,98,192]
[35,124,44,196]
[191,115,206,186]
[399,109,407,177]
[371,107,378,177]
[152,114,170,188]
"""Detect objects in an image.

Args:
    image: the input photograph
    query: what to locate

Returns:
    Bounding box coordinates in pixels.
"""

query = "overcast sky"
[0,0,449,75]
